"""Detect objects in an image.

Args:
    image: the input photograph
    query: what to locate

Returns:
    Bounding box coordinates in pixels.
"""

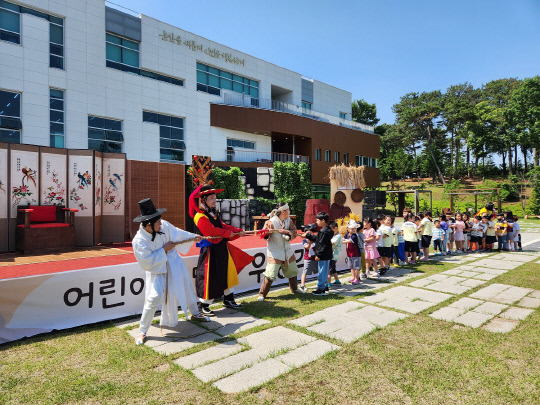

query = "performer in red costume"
[189,185,254,316]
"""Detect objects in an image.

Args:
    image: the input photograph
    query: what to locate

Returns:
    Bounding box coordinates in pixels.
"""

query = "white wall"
[0,0,355,164]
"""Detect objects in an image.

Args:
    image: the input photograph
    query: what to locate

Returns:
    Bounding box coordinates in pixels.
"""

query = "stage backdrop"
[0,243,349,344]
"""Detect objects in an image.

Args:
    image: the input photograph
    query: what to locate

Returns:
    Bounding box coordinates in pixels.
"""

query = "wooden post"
[415,190,420,214]
[450,192,454,213]
[474,193,478,214]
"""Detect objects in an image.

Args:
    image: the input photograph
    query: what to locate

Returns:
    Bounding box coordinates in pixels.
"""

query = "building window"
[355,155,361,166]
[227,138,255,150]
[50,89,64,147]
[88,116,123,153]
[315,148,320,161]
[324,150,330,162]
[302,101,312,114]
[0,89,21,143]
[49,17,64,69]
[0,1,20,44]
[143,111,185,162]
[0,1,64,68]
[339,111,347,119]
[196,62,258,102]
[343,153,348,165]
[106,33,184,86]
[106,33,139,73]
[334,151,340,163]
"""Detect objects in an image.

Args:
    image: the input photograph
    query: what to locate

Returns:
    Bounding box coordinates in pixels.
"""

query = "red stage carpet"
[0,236,304,280]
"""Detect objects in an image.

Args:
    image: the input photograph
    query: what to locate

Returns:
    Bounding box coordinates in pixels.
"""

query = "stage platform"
[0,235,305,280]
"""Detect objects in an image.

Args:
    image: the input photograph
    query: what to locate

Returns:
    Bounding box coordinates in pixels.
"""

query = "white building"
[0,0,379,186]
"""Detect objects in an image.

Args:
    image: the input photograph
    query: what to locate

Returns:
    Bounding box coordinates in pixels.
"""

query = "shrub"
[211,167,246,199]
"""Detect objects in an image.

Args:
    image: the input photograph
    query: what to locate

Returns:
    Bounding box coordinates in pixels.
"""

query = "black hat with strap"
[133,198,167,223]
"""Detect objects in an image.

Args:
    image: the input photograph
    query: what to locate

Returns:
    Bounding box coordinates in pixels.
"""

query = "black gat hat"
[133,198,167,223]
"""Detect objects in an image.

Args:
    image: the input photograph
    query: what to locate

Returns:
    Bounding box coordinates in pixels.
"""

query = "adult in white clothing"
[132,198,209,345]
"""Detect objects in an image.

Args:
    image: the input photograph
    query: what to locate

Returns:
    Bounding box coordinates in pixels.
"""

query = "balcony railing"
[224,149,309,164]
[217,91,375,134]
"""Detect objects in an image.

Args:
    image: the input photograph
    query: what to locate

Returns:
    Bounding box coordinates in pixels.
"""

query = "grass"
[1,253,539,404]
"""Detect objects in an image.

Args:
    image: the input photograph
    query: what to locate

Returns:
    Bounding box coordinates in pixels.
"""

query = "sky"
[109,0,540,125]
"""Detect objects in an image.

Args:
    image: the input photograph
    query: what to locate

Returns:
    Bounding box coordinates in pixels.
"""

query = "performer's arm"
[164,221,199,255]
[288,221,298,240]
[132,239,167,274]
[196,215,233,239]
[262,220,274,240]
[221,221,244,241]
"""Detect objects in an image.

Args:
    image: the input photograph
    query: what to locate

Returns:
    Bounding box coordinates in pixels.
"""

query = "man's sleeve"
[196,215,233,239]
[133,239,167,273]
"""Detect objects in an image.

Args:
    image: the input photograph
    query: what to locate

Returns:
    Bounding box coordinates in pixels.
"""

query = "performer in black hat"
[189,185,254,316]
[132,198,209,346]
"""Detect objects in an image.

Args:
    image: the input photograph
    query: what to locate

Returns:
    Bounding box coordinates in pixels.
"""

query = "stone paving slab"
[174,341,245,370]
[430,297,507,328]
[201,307,271,337]
[495,253,538,262]
[499,307,535,321]
[359,286,452,314]
[213,358,291,393]
[454,311,494,328]
[482,317,520,333]
[472,302,508,316]
[289,301,364,328]
[289,302,407,343]
[155,333,220,355]
[517,297,540,308]
[127,322,215,349]
[409,275,485,295]
[472,259,521,270]
[469,283,533,305]
[275,339,340,368]
[182,326,335,391]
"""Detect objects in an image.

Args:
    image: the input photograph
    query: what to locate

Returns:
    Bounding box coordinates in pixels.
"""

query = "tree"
[392,91,446,184]
[506,76,540,167]
[351,99,380,126]
[442,82,479,177]
[476,78,521,175]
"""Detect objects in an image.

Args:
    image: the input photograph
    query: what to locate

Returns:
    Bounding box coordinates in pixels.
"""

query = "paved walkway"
[116,234,540,393]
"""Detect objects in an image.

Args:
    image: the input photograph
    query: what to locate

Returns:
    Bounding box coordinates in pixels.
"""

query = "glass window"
[49,89,65,148]
[106,32,139,69]
[355,155,361,166]
[122,48,139,67]
[50,23,62,44]
[315,148,320,161]
[226,138,255,150]
[0,89,20,143]
[339,112,347,119]
[142,111,158,123]
[324,150,330,162]
[302,101,312,114]
[196,62,258,100]
[0,89,20,117]
[0,7,19,32]
[143,111,185,162]
[343,153,348,165]
[334,151,339,163]
[88,115,122,153]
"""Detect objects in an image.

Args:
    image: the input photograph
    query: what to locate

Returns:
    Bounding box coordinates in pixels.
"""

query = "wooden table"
[252,215,296,230]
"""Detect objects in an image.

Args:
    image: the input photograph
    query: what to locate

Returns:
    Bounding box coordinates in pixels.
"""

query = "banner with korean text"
[0,243,349,344]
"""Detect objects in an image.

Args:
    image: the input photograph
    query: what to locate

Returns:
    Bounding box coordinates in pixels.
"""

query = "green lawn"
[1,254,539,404]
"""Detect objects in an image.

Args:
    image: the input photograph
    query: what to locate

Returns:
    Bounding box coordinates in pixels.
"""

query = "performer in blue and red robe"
[189,185,254,316]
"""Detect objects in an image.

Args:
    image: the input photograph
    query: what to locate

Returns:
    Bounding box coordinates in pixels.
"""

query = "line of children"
[298,210,523,295]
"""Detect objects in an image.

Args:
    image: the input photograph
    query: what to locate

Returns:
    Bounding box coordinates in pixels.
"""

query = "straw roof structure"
[329,164,366,189]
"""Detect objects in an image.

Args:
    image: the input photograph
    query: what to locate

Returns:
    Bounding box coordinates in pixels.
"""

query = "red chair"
[16,205,78,254]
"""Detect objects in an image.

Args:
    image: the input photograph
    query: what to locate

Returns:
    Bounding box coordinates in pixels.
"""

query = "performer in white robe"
[132,198,209,345]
